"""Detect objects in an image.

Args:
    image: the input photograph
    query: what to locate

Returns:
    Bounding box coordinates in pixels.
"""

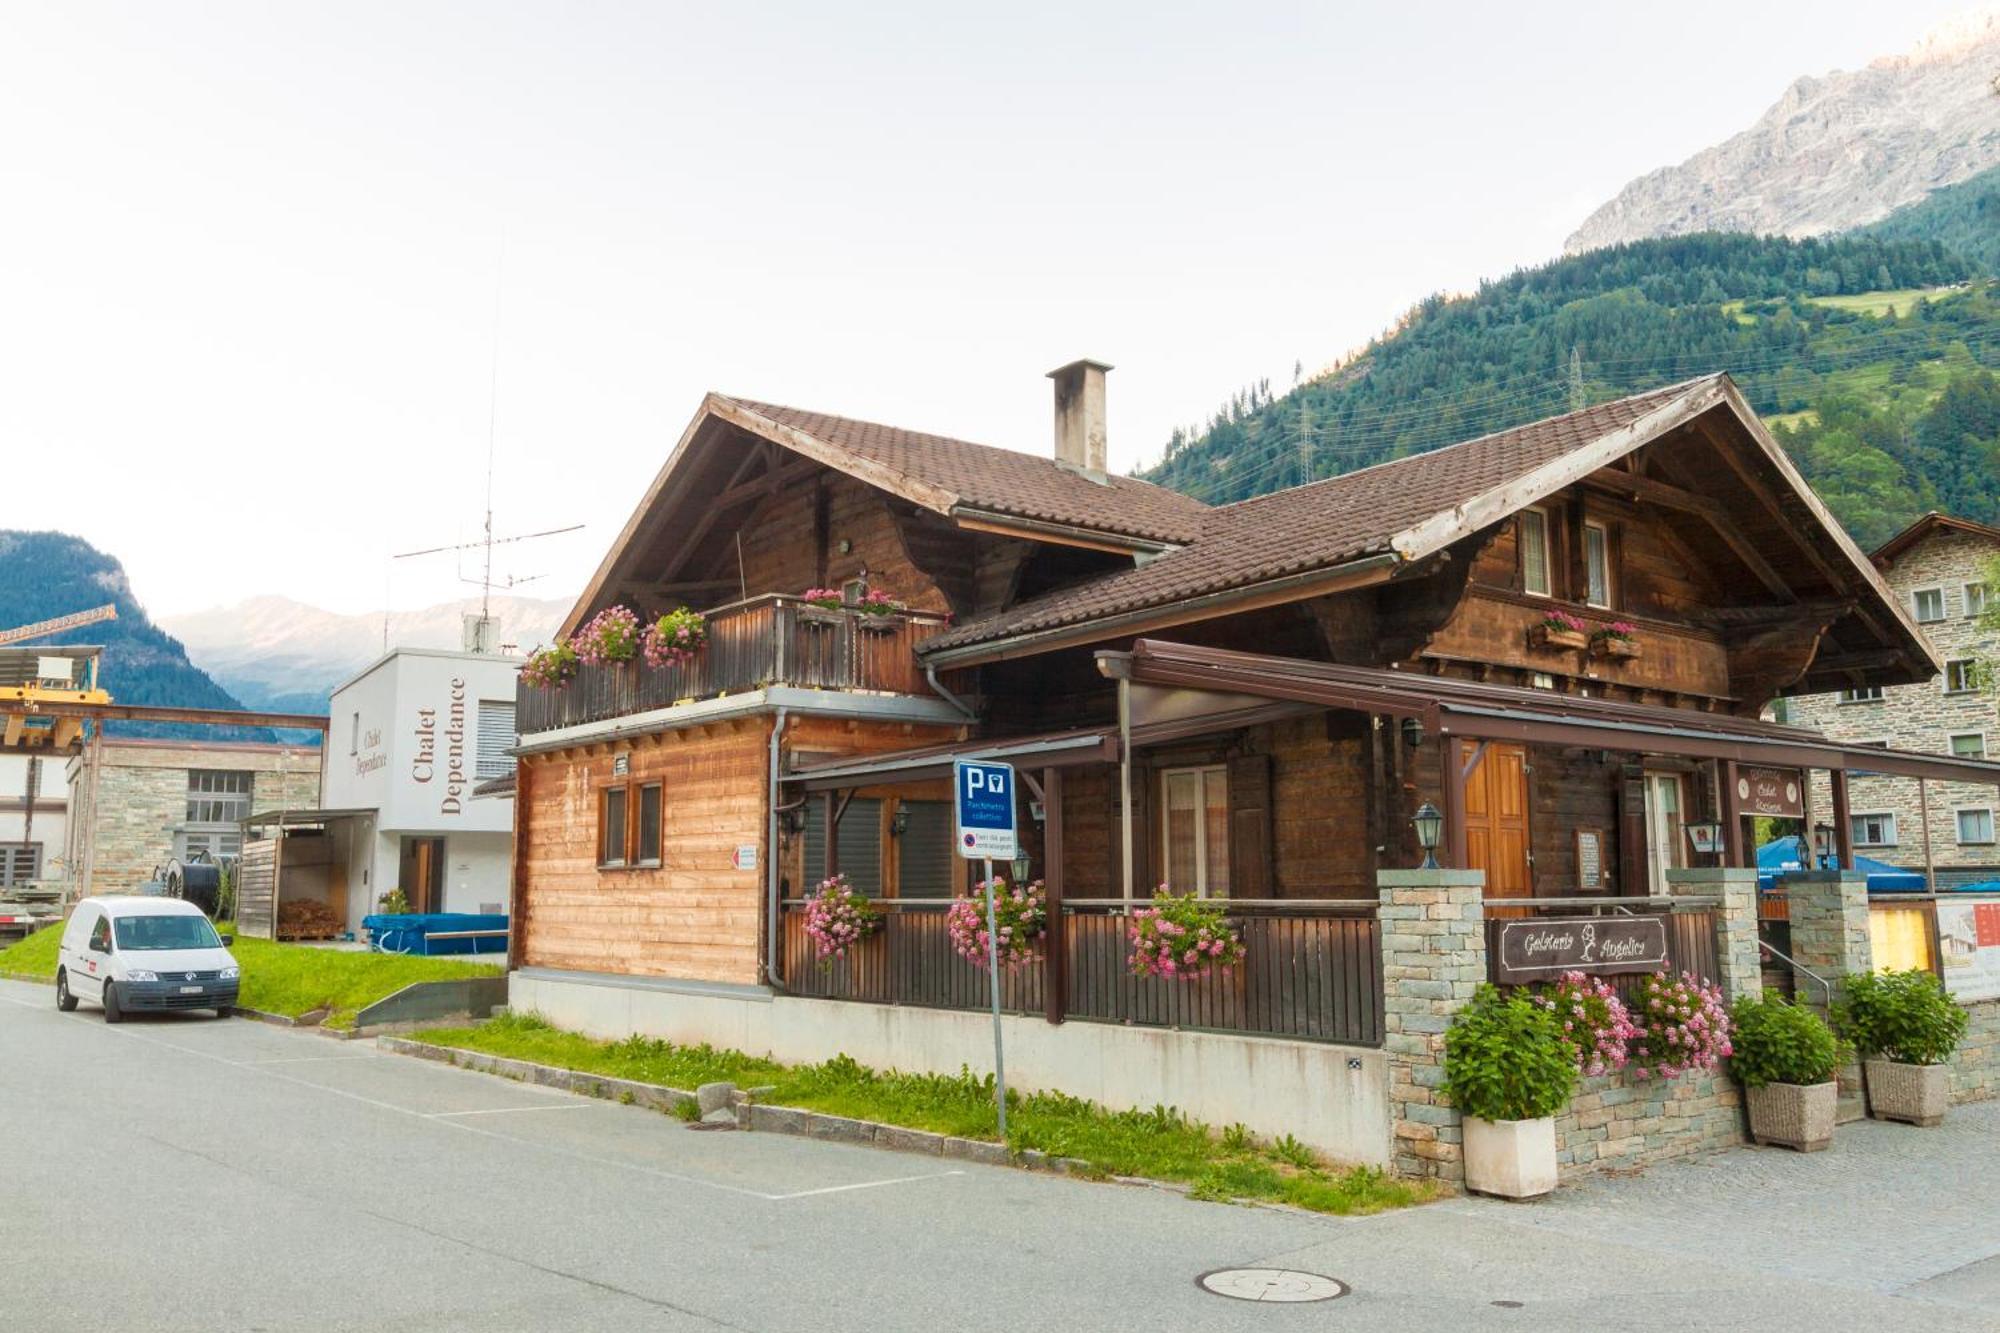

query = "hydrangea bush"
[1593,620,1638,645]
[572,604,643,665]
[800,587,845,610]
[1630,970,1732,1080]
[1538,609,1589,635]
[945,878,1047,970]
[802,873,879,963]
[643,607,706,668]
[520,641,578,689]
[1128,888,1245,981]
[1532,970,1640,1078]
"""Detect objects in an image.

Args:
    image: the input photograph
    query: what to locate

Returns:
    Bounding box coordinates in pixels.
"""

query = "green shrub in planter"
[1836,969,1968,1066]
[1442,985,1576,1123]
[1728,995,1843,1089]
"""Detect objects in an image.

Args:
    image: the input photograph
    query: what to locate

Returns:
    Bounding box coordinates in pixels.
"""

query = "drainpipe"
[766,707,789,991]
[923,661,979,722]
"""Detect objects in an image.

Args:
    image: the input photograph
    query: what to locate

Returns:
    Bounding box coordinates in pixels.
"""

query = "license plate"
[179,985,203,994]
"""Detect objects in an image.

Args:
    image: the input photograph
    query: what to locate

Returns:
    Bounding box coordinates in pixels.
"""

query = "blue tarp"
[361,912,510,956]
[1754,836,1928,893]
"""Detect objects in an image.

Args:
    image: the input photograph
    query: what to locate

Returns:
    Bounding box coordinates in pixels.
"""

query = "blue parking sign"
[953,758,1017,860]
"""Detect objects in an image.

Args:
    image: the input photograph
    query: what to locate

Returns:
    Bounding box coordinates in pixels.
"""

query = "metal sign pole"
[983,856,1007,1139]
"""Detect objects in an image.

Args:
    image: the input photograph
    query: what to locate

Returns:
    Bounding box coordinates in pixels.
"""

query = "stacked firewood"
[276,898,342,941]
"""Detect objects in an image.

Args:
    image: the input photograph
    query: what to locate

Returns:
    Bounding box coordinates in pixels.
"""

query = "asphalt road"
[2,978,1996,1332]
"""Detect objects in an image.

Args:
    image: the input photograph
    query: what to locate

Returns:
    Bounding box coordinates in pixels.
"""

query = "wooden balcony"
[517,594,955,734]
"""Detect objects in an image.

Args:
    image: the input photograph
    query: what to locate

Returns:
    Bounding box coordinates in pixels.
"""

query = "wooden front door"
[1462,742,1531,912]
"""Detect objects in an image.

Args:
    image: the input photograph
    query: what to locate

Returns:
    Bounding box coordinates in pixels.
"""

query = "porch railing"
[519,595,955,734]
[778,896,1384,1047]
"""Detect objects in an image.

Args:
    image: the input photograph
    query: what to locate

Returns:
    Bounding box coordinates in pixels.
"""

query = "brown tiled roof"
[920,378,1719,655]
[721,398,1208,546]
[1869,511,2000,567]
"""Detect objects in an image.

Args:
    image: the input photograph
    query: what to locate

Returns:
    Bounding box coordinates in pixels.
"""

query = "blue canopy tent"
[1755,836,1927,893]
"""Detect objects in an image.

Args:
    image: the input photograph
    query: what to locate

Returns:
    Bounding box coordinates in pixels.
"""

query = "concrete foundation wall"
[509,968,1391,1168]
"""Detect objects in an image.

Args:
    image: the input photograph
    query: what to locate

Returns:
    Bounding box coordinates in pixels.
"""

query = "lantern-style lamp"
[1812,822,1837,869]
[1010,851,1033,885]
[1412,802,1444,870]
[1400,716,1424,750]
[1684,817,1725,863]
[889,807,909,838]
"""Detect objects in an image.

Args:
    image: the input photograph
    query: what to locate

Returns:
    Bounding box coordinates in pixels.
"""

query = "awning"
[243,807,372,828]
[1114,639,2000,788]
[790,729,1117,790]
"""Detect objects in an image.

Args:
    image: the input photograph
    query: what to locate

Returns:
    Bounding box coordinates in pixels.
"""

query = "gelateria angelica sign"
[410,676,470,816]
[1492,916,1668,984]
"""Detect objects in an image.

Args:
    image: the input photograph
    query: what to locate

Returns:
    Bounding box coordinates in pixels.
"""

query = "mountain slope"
[1137,232,1998,548]
[161,594,567,714]
[1566,8,2000,253]
[1857,162,2000,275]
[0,531,279,741]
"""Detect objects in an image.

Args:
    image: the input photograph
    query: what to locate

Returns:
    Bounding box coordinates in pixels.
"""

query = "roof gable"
[1871,511,2000,568]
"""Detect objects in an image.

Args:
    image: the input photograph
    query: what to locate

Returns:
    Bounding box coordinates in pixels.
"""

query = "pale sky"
[0,1,1976,619]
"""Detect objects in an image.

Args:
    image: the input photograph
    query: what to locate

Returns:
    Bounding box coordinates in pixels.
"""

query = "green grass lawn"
[0,924,499,1028]
[1804,285,1957,319]
[415,1011,1432,1216]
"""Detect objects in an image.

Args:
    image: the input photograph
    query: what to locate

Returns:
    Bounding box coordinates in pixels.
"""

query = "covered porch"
[770,639,2000,1044]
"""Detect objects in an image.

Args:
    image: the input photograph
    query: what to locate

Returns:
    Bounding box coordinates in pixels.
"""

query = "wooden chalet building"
[506,365,2000,1151]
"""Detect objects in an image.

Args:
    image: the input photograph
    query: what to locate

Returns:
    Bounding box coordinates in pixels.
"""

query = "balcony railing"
[518,594,955,734]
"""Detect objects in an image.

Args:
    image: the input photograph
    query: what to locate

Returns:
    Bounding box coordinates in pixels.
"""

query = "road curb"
[0,970,50,985]
[376,1036,1096,1178]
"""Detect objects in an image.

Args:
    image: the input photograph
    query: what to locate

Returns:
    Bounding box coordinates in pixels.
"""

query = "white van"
[56,896,241,1023]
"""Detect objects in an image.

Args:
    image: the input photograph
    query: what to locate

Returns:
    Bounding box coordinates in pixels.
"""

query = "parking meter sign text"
[954,759,1017,860]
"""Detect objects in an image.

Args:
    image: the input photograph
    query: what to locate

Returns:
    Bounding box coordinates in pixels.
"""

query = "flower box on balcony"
[855,615,899,634]
[1528,623,1588,652]
[1591,636,1640,661]
[798,606,845,629]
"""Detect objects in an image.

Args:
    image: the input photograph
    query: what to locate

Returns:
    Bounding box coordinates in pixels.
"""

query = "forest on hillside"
[1140,230,1997,549]
[1860,163,2000,277]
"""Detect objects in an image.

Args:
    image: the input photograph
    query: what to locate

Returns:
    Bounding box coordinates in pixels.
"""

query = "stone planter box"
[1745,1081,1836,1151]
[1864,1059,1949,1127]
[1529,624,1589,652]
[1463,1114,1557,1199]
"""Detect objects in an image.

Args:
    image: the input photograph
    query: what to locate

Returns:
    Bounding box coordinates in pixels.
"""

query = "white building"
[305,647,520,933]
[0,755,65,886]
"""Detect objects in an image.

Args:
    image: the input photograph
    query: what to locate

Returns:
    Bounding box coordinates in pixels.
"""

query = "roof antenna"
[390,233,582,652]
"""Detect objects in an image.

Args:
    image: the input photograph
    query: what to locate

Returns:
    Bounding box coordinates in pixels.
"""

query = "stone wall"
[1377,869,1485,1184]
[67,740,321,893]
[1557,1069,1744,1174]
[1951,998,2000,1104]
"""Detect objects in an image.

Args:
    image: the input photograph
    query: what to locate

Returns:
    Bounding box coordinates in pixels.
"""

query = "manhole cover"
[1198,1269,1348,1303]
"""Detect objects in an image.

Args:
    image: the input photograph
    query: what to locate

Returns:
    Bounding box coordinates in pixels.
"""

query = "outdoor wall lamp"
[1812,822,1836,867]
[1684,817,1724,861]
[1400,716,1424,749]
[1010,851,1033,884]
[1412,802,1443,870]
[889,808,909,838]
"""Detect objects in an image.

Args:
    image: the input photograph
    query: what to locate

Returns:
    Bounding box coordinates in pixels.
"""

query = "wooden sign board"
[1574,828,1605,891]
[1736,766,1803,818]
[1493,915,1669,984]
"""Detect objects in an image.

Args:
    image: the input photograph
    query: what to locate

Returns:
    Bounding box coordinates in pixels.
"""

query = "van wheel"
[212,1004,232,1019]
[102,982,124,1024]
[55,970,77,1012]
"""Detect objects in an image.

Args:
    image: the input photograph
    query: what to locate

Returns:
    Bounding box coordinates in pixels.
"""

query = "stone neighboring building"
[64,737,321,894]
[1786,512,2000,882]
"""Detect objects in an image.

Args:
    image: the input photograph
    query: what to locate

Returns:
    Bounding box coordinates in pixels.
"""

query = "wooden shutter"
[1617,765,1648,897]
[898,800,952,898]
[838,798,883,897]
[1227,753,1273,898]
[1124,761,1154,896]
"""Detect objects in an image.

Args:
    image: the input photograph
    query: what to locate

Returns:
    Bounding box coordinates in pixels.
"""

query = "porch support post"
[1719,759,1743,868]
[1782,868,1873,1115]
[1830,768,1853,871]
[1042,766,1066,1025]
[1918,776,1937,891]
[1441,736,1468,870]
[1379,867,1485,1184]
[822,790,839,877]
[1118,677,1134,900]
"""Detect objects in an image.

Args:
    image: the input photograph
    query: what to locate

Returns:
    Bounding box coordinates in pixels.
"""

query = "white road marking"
[429,1102,596,1118]
[0,983,969,1205]
[246,1053,381,1065]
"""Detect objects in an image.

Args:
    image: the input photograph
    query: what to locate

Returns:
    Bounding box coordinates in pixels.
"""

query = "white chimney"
[1048,358,1112,484]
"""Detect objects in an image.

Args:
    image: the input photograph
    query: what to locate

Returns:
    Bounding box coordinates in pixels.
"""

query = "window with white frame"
[1584,521,1613,608]
[1519,508,1551,597]
[1913,587,1946,623]
[1945,659,1981,694]
[1957,809,1995,845]
[186,769,253,824]
[1850,812,1897,847]
[1838,685,1884,704]
[1966,582,1991,619]
[1160,765,1229,896]
[1951,733,1988,761]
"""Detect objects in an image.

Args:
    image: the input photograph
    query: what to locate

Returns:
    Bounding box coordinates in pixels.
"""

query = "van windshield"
[112,915,223,952]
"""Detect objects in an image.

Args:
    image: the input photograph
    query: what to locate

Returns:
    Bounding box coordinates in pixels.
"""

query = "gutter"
[918,550,1404,669]
[923,662,979,721]
[946,505,1178,555]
